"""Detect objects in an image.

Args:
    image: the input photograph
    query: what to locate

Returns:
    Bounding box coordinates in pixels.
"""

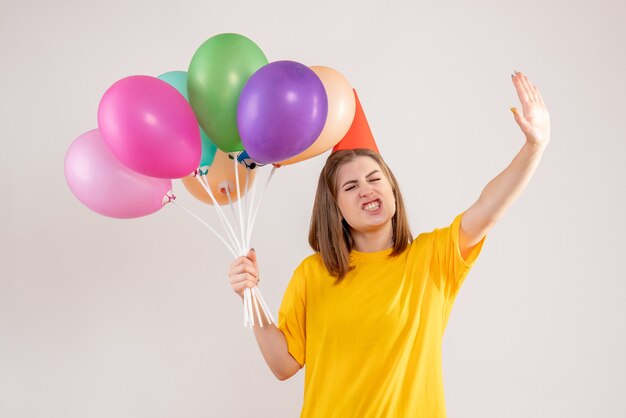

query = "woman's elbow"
[274,361,303,381]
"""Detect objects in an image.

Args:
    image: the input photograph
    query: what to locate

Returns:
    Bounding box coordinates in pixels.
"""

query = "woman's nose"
[359,185,374,197]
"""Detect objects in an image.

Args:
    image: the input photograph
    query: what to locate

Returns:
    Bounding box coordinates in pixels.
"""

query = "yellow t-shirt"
[278,212,487,417]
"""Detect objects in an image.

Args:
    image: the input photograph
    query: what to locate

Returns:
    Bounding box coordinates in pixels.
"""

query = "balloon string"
[246,288,254,328]
[241,266,275,328]
[233,157,247,255]
[253,286,276,325]
[198,175,240,253]
[196,176,240,252]
[246,288,267,328]
[244,288,252,328]
[243,287,249,327]
[245,167,259,250]
[242,168,250,250]
[171,200,237,258]
[244,287,275,327]
[251,287,263,327]
[224,188,241,254]
[203,177,241,253]
[182,171,271,329]
[246,165,277,247]
[195,175,241,253]
[242,287,275,329]
[229,159,250,323]
[241,166,278,329]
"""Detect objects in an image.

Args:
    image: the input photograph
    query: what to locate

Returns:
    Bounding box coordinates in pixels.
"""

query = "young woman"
[228,70,550,417]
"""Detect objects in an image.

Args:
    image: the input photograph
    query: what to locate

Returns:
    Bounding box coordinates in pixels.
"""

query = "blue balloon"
[158,71,217,168]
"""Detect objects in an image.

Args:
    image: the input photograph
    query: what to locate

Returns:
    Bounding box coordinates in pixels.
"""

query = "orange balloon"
[181,150,256,205]
[277,66,356,165]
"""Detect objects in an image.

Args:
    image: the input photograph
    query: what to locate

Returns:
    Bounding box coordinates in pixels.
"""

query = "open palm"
[511,71,550,147]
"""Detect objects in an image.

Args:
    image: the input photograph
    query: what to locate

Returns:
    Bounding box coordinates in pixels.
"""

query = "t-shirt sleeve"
[277,263,307,367]
[431,211,487,304]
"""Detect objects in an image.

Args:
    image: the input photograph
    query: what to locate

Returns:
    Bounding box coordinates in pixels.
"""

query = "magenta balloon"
[98,75,201,179]
[64,129,173,219]
[237,61,328,164]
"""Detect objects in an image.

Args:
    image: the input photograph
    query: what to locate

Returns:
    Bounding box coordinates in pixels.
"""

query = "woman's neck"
[351,223,394,252]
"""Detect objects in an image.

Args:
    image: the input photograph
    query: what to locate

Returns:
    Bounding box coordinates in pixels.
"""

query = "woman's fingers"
[229,252,260,298]
[230,256,257,272]
[229,256,246,270]
[228,262,260,287]
[519,72,533,101]
[229,269,258,291]
[229,268,257,283]
[229,262,258,278]
[532,83,546,107]
[233,279,258,295]
[247,248,257,262]
[230,272,258,285]
[515,71,542,104]
[230,256,254,268]
[231,273,259,298]
[518,72,535,102]
[512,71,530,104]
[512,71,549,119]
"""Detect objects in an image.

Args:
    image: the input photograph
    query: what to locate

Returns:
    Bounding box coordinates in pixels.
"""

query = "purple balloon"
[98,75,201,179]
[237,61,328,164]
[64,129,173,219]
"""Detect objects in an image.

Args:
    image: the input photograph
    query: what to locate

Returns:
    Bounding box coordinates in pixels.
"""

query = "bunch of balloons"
[64,33,358,328]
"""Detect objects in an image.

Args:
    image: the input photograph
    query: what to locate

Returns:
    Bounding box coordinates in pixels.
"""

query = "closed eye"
[345,178,380,191]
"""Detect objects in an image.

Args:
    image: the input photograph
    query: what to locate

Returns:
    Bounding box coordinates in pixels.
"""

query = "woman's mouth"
[362,199,382,213]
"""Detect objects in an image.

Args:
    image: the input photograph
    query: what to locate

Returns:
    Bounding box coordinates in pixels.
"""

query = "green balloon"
[188,33,268,153]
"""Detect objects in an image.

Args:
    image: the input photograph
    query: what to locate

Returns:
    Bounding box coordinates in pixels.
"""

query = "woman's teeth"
[363,200,381,211]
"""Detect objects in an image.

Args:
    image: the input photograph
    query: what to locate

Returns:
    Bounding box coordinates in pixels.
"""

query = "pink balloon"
[64,129,173,219]
[98,75,201,179]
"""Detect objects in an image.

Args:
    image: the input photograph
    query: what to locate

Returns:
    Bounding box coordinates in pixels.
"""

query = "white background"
[1,0,625,416]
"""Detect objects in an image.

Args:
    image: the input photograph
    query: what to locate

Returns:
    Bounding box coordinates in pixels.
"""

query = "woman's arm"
[459,71,551,258]
[229,250,303,380]
[249,303,303,380]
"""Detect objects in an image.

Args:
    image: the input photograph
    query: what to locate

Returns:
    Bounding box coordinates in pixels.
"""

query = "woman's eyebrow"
[341,170,381,188]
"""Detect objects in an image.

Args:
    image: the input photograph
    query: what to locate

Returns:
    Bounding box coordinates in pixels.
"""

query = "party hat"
[332,89,379,153]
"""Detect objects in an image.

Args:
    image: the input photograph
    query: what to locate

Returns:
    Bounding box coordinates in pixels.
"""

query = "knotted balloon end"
[162,191,176,205]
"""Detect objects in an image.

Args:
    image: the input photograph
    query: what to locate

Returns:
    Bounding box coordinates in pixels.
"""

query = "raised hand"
[510,71,551,148]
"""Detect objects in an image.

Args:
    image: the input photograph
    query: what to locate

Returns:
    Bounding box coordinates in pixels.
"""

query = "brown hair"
[308,149,413,282]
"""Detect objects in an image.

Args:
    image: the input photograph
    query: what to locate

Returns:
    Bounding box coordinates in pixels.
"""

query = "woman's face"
[335,156,396,233]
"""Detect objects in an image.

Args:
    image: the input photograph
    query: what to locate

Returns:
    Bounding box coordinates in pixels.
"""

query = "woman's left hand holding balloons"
[98,75,202,179]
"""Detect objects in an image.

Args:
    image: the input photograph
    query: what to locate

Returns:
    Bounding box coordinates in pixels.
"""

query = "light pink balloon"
[64,129,173,219]
[98,75,201,179]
